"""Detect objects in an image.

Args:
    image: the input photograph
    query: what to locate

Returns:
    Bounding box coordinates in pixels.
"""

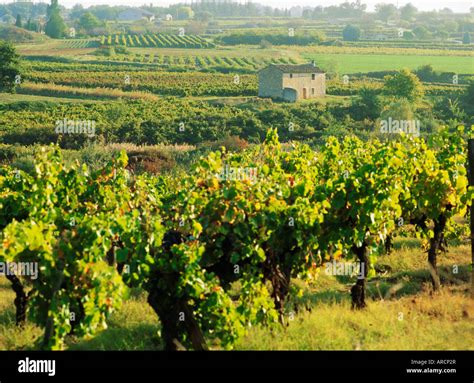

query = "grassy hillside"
[0,25,48,43]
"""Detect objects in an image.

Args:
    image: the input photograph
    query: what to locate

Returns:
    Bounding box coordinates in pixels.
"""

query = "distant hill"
[0,25,49,43]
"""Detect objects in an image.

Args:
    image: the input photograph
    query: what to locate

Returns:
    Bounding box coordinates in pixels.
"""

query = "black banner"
[0,351,472,380]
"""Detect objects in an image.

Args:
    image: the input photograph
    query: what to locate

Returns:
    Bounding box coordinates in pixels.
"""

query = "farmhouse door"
[303,88,308,99]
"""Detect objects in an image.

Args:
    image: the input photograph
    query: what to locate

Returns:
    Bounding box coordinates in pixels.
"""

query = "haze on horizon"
[0,0,471,13]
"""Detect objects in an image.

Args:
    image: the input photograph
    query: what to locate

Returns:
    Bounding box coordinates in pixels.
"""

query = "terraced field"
[60,39,100,49]
[100,33,215,48]
[106,53,298,71]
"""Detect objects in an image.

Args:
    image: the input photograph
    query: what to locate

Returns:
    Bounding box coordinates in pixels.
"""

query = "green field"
[304,53,474,74]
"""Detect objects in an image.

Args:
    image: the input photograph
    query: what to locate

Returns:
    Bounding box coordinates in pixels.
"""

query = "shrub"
[383,68,424,103]
[342,25,361,41]
[462,32,471,44]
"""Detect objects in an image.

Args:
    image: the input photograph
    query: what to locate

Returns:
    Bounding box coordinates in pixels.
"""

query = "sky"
[0,0,472,13]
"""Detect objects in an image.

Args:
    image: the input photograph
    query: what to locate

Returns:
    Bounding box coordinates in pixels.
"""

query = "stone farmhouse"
[258,62,326,102]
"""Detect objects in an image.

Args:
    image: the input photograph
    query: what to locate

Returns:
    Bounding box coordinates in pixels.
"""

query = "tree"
[2,14,15,24]
[70,4,85,19]
[350,87,382,120]
[375,3,397,23]
[380,98,415,125]
[27,18,39,32]
[26,18,33,31]
[443,20,458,33]
[342,25,361,41]
[45,0,66,39]
[383,68,424,103]
[413,25,431,40]
[436,30,449,40]
[414,64,437,82]
[15,14,23,28]
[79,12,102,34]
[194,11,212,23]
[302,9,312,19]
[461,80,474,115]
[47,0,59,18]
[177,6,194,20]
[440,7,453,14]
[0,41,21,93]
[463,32,471,44]
[45,11,66,38]
[400,3,417,20]
[0,5,9,18]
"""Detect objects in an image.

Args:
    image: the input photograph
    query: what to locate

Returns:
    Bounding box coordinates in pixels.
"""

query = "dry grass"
[18,82,160,101]
[0,242,472,350]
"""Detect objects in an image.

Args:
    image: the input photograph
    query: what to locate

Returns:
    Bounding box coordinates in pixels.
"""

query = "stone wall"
[258,67,283,98]
[282,73,326,100]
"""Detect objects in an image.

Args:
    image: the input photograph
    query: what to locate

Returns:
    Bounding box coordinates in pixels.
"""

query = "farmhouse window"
[312,74,316,80]
[289,73,293,78]
[312,88,315,95]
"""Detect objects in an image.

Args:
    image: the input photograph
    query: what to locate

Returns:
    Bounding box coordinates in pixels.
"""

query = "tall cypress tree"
[15,14,23,28]
[45,0,66,38]
[47,0,59,18]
